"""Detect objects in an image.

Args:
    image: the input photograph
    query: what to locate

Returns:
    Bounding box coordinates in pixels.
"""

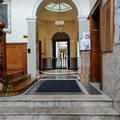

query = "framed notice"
[0,0,11,33]
[114,8,120,44]
[80,32,91,51]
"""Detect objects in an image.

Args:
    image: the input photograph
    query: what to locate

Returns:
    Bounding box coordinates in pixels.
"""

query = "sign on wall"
[80,32,91,51]
[0,0,11,32]
[114,0,120,44]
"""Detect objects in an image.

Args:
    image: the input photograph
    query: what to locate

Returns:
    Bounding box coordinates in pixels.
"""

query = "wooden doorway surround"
[39,41,42,70]
[0,22,7,83]
[89,0,103,89]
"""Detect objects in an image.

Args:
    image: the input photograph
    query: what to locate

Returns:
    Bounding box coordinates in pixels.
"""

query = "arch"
[52,32,70,40]
[32,0,82,18]
[50,30,71,41]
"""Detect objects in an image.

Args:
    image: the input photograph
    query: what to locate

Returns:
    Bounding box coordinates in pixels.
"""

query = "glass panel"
[45,2,72,12]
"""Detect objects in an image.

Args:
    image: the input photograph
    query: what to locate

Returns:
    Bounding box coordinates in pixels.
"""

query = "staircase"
[3,71,37,96]
[0,94,119,120]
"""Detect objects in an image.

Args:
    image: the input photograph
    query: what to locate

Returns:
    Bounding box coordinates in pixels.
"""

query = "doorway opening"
[52,32,70,69]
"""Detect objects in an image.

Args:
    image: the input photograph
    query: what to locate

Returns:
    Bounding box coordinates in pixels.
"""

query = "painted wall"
[5,0,91,43]
[102,0,120,112]
[6,0,38,43]
[89,0,97,11]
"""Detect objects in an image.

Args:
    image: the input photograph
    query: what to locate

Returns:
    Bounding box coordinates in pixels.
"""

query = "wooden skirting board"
[6,43,27,74]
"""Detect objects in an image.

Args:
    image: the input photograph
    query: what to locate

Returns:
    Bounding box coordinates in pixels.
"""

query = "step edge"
[0,100,113,102]
[0,112,119,116]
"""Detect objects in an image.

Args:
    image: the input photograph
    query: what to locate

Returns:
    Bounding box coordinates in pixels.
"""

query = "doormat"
[37,80,81,93]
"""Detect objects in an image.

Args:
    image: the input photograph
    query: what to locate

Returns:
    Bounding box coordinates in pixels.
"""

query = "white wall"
[6,0,38,43]
[6,0,91,43]
[77,0,90,17]
[89,0,97,11]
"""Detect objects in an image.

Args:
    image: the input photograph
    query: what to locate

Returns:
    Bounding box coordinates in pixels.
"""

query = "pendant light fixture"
[55,0,64,26]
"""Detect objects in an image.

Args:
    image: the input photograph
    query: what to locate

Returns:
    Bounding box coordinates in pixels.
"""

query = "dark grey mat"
[37,80,81,93]
[82,83,102,95]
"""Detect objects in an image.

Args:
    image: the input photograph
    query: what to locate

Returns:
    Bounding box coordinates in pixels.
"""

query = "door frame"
[52,39,70,69]
[39,41,42,71]
[89,0,103,90]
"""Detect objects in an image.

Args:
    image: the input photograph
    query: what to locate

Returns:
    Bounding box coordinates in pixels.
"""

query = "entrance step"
[0,71,37,96]
[6,78,37,94]
[7,71,24,80]
[9,74,31,85]
[0,95,113,107]
[0,95,119,119]
[0,106,119,120]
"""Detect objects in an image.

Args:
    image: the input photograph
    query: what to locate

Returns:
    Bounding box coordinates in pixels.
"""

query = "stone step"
[0,95,113,107]
[0,106,119,120]
[9,74,31,85]
[4,79,37,97]
[7,71,24,80]
[9,78,37,93]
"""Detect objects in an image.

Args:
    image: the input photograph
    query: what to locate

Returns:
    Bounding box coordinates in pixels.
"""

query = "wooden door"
[39,41,42,71]
[90,13,101,83]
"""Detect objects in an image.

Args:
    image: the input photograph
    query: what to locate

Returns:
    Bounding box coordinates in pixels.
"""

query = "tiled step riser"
[0,101,113,107]
[0,115,119,120]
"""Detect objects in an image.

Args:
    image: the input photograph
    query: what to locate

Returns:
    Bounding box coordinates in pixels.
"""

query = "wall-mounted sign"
[80,32,91,51]
[114,7,120,44]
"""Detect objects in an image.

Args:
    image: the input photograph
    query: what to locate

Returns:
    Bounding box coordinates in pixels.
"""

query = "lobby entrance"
[36,0,79,73]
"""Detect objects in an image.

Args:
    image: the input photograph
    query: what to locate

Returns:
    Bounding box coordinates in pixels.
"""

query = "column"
[27,17,37,78]
[77,16,82,74]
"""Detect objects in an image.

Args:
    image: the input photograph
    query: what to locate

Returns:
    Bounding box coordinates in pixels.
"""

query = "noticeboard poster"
[114,7,120,44]
[80,32,91,51]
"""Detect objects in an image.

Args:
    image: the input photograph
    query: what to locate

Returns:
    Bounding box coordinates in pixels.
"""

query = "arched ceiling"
[37,0,78,22]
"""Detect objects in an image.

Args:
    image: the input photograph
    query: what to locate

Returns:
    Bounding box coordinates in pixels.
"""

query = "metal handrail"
[41,57,80,59]
[40,57,78,70]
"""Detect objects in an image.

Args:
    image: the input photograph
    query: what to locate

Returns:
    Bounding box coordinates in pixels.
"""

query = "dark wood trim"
[0,29,7,82]
[91,0,100,16]
[89,0,103,90]
[6,43,27,45]
[39,41,42,71]
[100,0,103,90]
[88,0,100,18]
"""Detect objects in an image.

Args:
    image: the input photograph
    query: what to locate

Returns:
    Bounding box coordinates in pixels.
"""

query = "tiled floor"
[25,74,102,95]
